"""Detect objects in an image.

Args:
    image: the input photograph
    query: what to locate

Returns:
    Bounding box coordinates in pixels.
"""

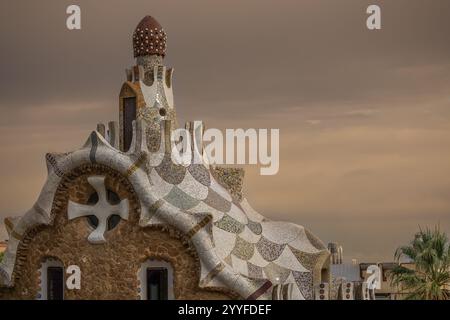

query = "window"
[139,260,174,300]
[382,269,388,282]
[147,268,168,300]
[165,69,172,88]
[123,97,137,152]
[320,268,330,283]
[39,258,64,300]
[159,108,167,117]
[47,267,64,300]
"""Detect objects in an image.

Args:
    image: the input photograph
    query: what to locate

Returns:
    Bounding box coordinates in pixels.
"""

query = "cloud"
[306,120,322,125]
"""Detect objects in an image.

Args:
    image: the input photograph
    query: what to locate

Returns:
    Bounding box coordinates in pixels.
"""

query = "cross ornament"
[67,176,129,244]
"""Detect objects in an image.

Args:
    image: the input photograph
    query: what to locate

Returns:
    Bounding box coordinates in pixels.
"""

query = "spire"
[132,16,167,58]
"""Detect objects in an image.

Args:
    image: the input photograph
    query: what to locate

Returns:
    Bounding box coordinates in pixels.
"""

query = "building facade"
[327,242,410,300]
[0,16,330,300]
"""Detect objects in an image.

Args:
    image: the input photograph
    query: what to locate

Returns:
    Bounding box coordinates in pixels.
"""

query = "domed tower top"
[132,15,167,58]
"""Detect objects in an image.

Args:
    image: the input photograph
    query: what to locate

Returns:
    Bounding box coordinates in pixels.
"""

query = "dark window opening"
[165,70,172,88]
[47,267,64,300]
[146,268,168,300]
[108,215,121,230]
[159,108,167,117]
[321,268,330,283]
[123,97,137,152]
[87,192,99,205]
[87,215,99,228]
[107,190,121,205]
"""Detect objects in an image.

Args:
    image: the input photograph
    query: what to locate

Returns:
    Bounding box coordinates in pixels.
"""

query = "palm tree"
[390,227,450,300]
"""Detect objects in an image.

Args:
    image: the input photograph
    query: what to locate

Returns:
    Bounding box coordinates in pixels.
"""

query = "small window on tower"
[165,69,172,88]
[123,97,137,152]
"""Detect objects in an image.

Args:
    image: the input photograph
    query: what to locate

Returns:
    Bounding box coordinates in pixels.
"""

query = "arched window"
[138,260,174,300]
[122,96,137,152]
[321,267,330,283]
[38,258,64,300]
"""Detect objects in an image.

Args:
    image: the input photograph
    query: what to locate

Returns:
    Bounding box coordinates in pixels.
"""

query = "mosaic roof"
[0,120,329,299]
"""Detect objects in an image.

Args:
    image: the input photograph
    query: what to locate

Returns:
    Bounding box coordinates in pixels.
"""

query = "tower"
[328,242,343,264]
[119,15,177,152]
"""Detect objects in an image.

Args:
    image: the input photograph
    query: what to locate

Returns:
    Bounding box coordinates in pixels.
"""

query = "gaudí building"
[0,16,330,300]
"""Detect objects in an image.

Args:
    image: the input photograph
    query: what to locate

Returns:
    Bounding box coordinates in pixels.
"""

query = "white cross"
[67,176,129,244]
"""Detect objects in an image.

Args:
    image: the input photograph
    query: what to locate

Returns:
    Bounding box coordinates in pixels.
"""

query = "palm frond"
[390,226,450,300]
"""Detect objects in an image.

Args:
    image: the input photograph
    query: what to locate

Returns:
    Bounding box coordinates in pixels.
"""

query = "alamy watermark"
[66,4,382,31]
[169,124,280,176]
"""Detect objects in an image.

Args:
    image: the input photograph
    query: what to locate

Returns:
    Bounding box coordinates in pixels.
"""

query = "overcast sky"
[0,0,449,262]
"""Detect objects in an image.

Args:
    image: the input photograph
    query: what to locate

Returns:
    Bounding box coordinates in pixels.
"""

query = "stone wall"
[0,164,238,300]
